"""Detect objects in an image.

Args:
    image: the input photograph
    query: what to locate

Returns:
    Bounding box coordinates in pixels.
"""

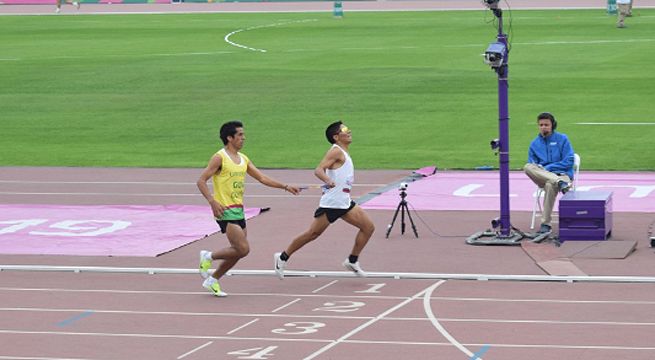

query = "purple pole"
[496,14,511,236]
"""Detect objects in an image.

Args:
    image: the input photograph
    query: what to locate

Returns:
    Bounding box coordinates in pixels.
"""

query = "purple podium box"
[558,191,613,241]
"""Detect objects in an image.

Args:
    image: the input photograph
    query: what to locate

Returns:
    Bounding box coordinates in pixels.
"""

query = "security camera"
[399,182,408,191]
[483,42,506,68]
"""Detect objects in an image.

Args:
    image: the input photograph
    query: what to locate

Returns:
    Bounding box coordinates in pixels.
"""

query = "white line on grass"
[224,19,317,53]
[576,122,655,125]
[450,38,655,48]
[1,51,236,62]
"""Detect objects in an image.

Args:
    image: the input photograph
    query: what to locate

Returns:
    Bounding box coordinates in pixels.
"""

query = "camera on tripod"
[386,181,418,238]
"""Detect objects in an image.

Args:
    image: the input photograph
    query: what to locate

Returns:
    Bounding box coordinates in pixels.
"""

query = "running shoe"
[73,1,79,9]
[202,278,227,297]
[274,252,286,279]
[343,259,367,277]
[199,250,212,279]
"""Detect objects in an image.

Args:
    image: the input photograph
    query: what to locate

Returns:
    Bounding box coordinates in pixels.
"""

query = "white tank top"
[319,144,354,209]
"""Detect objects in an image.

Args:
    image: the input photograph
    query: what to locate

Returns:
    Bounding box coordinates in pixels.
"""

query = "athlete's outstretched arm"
[247,162,300,195]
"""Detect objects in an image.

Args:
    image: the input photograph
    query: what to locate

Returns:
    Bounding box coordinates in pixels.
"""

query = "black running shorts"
[216,219,247,234]
[314,201,356,223]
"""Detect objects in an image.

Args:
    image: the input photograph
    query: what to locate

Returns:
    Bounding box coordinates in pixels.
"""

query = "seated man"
[524,112,575,233]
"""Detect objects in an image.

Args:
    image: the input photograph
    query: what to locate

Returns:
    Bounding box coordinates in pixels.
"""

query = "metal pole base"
[466,229,523,245]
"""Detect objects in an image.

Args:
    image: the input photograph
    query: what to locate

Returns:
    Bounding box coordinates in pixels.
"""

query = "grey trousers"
[524,163,571,226]
[618,4,630,27]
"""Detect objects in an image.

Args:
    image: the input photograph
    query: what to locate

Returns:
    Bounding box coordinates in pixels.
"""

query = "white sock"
[203,251,213,261]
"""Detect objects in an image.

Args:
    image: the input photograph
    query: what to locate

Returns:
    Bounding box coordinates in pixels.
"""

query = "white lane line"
[303,281,444,360]
[6,307,655,327]
[0,329,332,342]
[312,280,339,293]
[429,296,655,305]
[1,307,371,320]
[0,287,407,299]
[226,318,260,335]
[224,19,317,53]
[422,280,482,359]
[271,298,302,313]
[0,328,654,351]
[343,339,655,351]
[177,340,213,359]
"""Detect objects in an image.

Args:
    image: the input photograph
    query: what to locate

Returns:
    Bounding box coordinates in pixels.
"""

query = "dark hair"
[537,112,557,130]
[219,121,243,145]
[325,120,343,144]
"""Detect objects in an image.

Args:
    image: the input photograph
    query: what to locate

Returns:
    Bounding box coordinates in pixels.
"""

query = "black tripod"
[385,188,418,238]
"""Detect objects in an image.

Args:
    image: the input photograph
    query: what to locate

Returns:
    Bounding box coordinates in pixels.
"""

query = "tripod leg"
[385,202,403,238]
[404,203,419,238]
[400,201,406,235]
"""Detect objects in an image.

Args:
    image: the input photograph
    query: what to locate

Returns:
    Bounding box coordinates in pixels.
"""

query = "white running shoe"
[199,250,212,279]
[73,1,79,9]
[274,252,286,279]
[202,277,227,297]
[343,259,366,277]
[55,7,61,13]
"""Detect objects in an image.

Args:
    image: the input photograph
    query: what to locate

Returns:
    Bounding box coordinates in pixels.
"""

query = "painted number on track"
[313,301,365,313]
[0,219,131,236]
[271,322,325,335]
[228,346,278,359]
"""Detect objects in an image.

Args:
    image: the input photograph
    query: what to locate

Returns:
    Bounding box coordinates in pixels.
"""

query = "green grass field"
[1,9,654,170]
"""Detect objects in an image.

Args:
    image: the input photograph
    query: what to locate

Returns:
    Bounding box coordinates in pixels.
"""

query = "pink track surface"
[0,204,260,256]
[362,170,655,212]
[1,167,654,360]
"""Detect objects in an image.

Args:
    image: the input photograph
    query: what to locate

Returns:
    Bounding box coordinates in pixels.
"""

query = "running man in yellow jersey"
[197,121,300,297]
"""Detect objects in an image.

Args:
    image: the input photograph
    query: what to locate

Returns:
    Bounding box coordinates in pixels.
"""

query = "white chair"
[530,153,580,229]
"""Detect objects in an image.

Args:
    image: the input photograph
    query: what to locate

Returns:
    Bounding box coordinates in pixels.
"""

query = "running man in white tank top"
[274,121,375,278]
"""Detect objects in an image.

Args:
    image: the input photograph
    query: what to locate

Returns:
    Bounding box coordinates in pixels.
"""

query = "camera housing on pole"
[467,0,524,245]
[484,42,506,68]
